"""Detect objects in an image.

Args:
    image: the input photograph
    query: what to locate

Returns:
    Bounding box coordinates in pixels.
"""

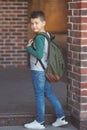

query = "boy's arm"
[26,35,45,59]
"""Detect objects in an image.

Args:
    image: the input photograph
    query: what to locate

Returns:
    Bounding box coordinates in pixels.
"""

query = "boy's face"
[30,17,46,33]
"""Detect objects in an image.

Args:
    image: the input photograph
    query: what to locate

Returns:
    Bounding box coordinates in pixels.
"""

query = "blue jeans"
[31,70,65,123]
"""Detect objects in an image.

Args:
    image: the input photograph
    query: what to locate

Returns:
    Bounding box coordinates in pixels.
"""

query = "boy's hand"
[27,39,33,47]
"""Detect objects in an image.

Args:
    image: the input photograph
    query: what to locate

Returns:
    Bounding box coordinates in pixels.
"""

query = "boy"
[24,11,68,129]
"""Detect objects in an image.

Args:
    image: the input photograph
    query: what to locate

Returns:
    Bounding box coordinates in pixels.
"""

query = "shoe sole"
[52,122,68,127]
[24,125,45,129]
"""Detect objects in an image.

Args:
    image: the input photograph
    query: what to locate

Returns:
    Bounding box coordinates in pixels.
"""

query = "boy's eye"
[30,22,33,25]
[30,22,38,26]
[35,22,39,25]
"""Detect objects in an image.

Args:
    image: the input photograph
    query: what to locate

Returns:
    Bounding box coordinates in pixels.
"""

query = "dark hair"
[30,11,46,21]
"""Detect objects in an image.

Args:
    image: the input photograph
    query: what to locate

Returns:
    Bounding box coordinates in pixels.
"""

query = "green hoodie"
[26,35,45,60]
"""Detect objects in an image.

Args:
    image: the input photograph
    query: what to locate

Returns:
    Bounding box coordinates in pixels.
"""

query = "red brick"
[81,2,87,8]
[81,104,87,111]
[70,17,81,23]
[73,66,80,74]
[80,90,87,96]
[68,10,72,16]
[0,0,29,67]
[80,39,87,45]
[70,45,81,52]
[80,83,87,89]
[70,31,81,37]
[80,68,87,74]
[73,10,80,16]
[81,10,87,15]
[70,2,81,9]
[80,112,87,120]
[67,1,87,129]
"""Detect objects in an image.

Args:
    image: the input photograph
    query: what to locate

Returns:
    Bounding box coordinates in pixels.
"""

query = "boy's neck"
[36,30,46,34]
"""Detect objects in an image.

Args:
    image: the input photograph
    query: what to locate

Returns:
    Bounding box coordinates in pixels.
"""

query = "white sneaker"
[24,120,45,129]
[52,116,68,127]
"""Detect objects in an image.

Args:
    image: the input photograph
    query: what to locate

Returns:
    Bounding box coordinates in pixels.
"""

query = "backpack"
[35,32,65,82]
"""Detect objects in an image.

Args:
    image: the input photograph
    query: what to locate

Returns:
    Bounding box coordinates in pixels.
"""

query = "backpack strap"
[34,32,55,70]
[37,32,55,42]
[37,59,46,70]
[36,32,51,70]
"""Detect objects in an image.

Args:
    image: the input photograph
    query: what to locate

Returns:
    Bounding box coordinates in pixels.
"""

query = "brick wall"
[67,0,87,129]
[0,0,29,67]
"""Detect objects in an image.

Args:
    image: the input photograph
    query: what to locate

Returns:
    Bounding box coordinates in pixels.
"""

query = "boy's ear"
[43,21,46,26]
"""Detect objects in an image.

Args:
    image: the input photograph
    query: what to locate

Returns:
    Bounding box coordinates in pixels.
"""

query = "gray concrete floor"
[0,67,78,130]
[0,124,78,130]
[0,67,67,115]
